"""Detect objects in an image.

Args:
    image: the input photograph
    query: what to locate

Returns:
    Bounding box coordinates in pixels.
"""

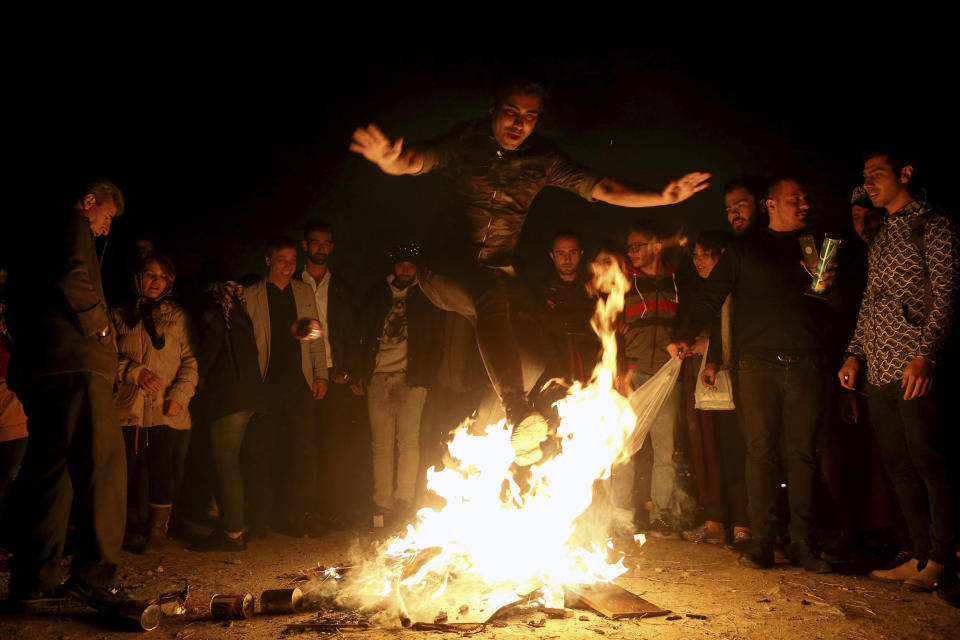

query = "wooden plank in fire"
[563,583,669,619]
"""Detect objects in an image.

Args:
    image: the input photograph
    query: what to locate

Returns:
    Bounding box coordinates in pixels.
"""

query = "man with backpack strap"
[838,151,959,593]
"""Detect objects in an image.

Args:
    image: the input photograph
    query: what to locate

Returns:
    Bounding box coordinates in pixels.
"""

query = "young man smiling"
[839,152,959,592]
[350,77,710,466]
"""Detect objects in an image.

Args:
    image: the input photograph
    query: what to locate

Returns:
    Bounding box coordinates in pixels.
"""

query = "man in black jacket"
[672,177,836,574]
[350,77,710,466]
[539,229,599,384]
[360,243,444,524]
[300,220,366,527]
[5,179,129,608]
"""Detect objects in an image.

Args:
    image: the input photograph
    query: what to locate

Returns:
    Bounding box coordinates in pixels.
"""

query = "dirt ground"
[2,528,959,640]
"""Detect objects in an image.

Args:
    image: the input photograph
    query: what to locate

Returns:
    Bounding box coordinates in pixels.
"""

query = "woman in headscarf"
[111,254,198,553]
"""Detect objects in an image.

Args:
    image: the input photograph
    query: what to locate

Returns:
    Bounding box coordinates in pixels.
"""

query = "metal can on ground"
[116,600,163,631]
[210,593,254,619]
[260,587,303,614]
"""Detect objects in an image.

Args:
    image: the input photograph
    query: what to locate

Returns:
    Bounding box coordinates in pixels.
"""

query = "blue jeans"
[737,356,824,545]
[613,369,691,523]
[209,411,254,533]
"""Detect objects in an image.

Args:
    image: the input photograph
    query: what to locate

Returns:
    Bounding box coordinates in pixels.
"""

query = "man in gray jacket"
[5,179,128,608]
[244,237,328,537]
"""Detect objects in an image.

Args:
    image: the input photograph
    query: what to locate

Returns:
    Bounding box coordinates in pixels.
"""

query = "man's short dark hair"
[264,236,297,258]
[763,175,804,202]
[695,229,733,254]
[79,178,125,216]
[551,228,581,246]
[862,150,914,182]
[627,219,661,239]
[303,219,334,241]
[492,76,545,111]
[722,176,766,203]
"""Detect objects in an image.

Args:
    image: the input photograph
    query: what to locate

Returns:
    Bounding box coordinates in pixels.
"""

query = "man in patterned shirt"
[350,77,710,466]
[838,152,958,592]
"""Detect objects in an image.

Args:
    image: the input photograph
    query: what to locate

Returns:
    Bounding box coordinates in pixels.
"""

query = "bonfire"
[306,253,681,627]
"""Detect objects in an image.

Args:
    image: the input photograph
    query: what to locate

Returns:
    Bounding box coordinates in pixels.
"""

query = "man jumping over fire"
[349,76,710,467]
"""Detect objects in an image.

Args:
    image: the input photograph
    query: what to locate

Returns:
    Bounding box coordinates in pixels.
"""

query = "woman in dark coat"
[188,281,265,551]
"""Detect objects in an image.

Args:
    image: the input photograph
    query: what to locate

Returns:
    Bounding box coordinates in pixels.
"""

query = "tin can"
[260,587,303,614]
[210,593,254,619]
[807,235,842,296]
[116,600,163,631]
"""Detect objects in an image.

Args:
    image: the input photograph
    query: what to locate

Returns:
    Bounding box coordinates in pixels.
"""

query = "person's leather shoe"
[871,557,920,582]
[787,542,832,574]
[905,559,944,592]
[738,541,774,569]
[63,576,128,612]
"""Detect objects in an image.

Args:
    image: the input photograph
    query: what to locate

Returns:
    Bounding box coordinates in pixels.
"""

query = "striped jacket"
[623,265,679,375]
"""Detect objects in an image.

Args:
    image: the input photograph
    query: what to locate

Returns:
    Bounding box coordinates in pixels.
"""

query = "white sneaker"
[871,557,920,582]
[905,560,944,592]
[511,413,548,466]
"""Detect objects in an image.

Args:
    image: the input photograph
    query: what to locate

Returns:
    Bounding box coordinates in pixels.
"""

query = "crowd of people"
[0,76,957,614]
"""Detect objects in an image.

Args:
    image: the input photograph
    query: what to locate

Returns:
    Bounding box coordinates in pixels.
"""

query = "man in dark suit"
[5,179,129,607]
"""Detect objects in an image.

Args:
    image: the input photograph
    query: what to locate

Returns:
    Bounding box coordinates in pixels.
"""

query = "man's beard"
[309,252,328,265]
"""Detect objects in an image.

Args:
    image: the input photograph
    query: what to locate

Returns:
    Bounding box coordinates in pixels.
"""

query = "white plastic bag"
[694,341,735,411]
[624,357,682,457]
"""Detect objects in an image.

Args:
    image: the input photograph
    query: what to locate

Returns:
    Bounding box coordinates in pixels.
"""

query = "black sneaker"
[786,542,832,574]
[647,518,679,539]
[738,541,775,569]
[188,529,247,552]
[63,576,129,612]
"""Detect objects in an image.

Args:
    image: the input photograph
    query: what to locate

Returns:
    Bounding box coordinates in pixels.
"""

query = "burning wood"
[563,582,669,619]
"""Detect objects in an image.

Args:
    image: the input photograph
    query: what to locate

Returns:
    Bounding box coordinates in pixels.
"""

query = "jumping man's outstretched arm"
[349,123,424,175]
[591,172,711,207]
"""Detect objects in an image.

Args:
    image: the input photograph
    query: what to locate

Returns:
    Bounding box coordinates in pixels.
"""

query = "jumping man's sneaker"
[510,412,549,466]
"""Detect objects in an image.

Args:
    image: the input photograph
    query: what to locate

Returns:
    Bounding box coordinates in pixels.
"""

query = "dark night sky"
[21,42,956,294]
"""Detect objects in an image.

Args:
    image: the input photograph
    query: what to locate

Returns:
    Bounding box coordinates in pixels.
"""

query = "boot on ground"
[144,504,172,554]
